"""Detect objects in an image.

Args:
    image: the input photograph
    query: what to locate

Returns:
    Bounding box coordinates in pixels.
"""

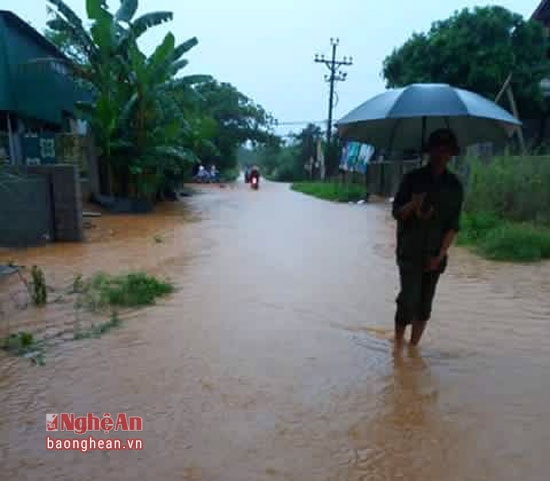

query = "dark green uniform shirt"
[392,165,464,272]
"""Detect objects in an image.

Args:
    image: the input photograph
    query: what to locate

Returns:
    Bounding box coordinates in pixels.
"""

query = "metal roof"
[532,0,550,22]
[0,10,68,61]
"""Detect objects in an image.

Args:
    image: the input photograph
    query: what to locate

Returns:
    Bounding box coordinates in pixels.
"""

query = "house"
[0,10,86,165]
[532,0,550,27]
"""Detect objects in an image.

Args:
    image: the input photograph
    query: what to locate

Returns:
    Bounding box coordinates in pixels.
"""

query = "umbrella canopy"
[336,83,521,150]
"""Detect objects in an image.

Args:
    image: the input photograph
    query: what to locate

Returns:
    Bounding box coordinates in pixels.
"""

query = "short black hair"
[427,128,459,151]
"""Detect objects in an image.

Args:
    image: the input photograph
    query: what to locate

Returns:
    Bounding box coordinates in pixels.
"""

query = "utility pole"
[315,38,352,177]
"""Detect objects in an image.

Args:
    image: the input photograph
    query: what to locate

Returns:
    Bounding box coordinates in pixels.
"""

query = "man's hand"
[411,192,434,221]
[411,192,426,210]
[416,205,434,221]
[425,254,444,272]
[397,192,431,221]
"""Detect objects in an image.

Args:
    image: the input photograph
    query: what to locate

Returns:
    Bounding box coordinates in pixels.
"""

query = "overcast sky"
[4,0,540,135]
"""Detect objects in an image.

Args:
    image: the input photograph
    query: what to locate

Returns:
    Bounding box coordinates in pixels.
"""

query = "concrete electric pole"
[314,38,352,176]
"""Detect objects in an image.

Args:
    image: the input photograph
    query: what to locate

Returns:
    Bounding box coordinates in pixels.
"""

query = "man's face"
[429,141,454,166]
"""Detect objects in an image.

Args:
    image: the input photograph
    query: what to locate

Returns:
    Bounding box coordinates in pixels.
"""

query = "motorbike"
[250,174,259,190]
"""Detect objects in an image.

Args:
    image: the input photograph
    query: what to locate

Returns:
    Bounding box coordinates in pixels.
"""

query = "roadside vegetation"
[291,181,366,203]
[44,0,276,199]
[75,272,174,310]
[1,268,174,364]
[457,156,550,262]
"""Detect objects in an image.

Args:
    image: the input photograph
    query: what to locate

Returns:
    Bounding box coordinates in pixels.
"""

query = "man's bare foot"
[394,324,407,351]
[407,343,420,357]
[392,337,406,356]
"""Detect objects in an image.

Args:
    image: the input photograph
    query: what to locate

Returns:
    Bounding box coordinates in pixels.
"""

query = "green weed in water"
[2,331,36,355]
[77,272,174,311]
[31,266,47,306]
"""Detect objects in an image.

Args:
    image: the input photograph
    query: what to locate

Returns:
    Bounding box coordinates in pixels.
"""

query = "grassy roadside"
[457,211,550,262]
[456,156,550,262]
[291,181,367,203]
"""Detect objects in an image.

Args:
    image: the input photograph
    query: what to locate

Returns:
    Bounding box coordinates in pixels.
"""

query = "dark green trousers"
[395,262,441,326]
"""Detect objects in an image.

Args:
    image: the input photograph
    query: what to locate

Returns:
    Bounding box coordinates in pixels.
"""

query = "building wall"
[0,173,53,247]
[0,164,83,246]
[26,164,83,242]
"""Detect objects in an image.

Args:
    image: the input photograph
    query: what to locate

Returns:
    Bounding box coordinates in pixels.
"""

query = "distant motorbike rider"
[249,165,260,189]
[250,165,260,180]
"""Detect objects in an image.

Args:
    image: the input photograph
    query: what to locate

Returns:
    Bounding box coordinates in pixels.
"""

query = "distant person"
[192,162,200,177]
[210,164,218,181]
[392,129,464,348]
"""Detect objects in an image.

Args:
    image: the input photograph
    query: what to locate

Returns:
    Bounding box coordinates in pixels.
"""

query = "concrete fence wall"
[0,173,53,246]
[1,164,83,247]
[26,165,83,242]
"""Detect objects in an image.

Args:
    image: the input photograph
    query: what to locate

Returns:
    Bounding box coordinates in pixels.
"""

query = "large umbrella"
[335,83,521,150]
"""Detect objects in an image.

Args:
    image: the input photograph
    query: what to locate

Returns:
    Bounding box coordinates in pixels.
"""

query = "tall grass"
[291,181,366,202]
[458,211,550,262]
[456,155,550,262]
[462,156,550,226]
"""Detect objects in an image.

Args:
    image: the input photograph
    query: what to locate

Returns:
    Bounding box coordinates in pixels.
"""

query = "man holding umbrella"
[392,128,463,347]
[337,83,521,348]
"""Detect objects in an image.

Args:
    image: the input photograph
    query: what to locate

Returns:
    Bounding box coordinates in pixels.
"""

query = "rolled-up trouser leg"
[395,265,423,327]
[418,270,441,322]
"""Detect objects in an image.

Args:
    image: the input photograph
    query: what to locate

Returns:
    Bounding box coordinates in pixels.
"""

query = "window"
[40,138,55,159]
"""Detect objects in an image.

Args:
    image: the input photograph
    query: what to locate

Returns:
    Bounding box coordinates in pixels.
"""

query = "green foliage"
[291,181,366,203]
[242,123,325,182]
[478,223,550,261]
[464,156,550,225]
[186,80,277,173]
[46,0,200,199]
[458,212,550,262]
[47,1,276,195]
[2,331,36,355]
[456,211,501,245]
[78,272,174,310]
[31,266,47,306]
[382,6,547,118]
[457,155,550,262]
[219,167,240,182]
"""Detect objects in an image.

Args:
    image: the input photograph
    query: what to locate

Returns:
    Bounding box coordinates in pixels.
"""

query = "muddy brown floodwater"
[1,180,549,481]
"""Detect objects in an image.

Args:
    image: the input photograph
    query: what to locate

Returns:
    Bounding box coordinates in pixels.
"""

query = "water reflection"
[345,347,450,481]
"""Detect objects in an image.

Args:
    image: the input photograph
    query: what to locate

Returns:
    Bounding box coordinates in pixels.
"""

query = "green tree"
[382,6,547,119]
[247,123,324,182]
[46,0,202,198]
[191,80,276,172]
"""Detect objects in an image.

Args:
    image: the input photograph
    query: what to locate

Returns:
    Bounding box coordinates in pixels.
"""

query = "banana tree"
[114,33,210,197]
[46,0,175,195]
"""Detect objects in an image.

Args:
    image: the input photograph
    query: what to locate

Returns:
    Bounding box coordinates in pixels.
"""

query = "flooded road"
[1,180,550,481]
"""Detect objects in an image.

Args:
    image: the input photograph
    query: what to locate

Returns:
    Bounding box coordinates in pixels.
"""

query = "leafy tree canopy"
[382,6,548,118]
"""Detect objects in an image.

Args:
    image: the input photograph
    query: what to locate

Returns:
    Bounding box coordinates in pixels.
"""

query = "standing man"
[392,129,464,348]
